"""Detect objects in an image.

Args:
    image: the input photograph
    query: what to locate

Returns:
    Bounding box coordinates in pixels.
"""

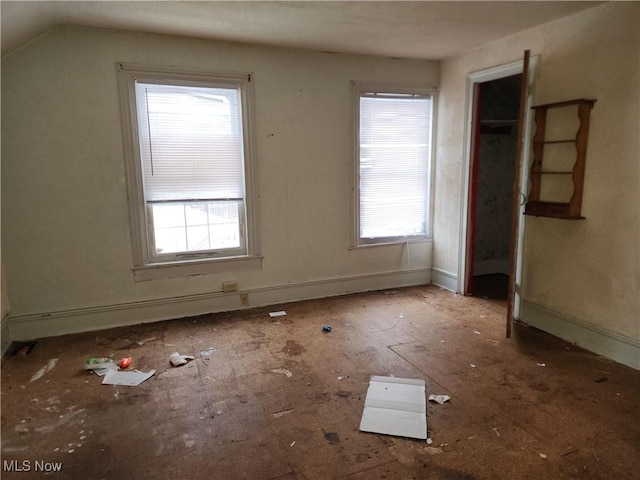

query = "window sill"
[132,255,263,281]
[348,238,432,250]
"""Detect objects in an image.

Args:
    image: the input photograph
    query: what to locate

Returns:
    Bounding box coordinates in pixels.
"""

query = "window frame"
[351,81,437,248]
[117,63,261,280]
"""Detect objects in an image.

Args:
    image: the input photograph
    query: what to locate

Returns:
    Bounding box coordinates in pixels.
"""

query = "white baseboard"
[522,300,640,371]
[431,268,457,292]
[1,314,10,357]
[6,268,431,342]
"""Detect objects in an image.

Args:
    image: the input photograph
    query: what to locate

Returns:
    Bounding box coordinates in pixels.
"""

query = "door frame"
[457,56,538,319]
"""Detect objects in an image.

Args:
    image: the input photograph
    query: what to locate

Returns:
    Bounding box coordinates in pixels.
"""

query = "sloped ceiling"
[1,1,603,59]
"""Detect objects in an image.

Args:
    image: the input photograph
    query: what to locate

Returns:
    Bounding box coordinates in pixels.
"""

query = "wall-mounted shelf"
[524,98,596,219]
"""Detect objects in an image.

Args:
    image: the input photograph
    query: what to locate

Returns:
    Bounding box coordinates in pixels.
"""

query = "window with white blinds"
[356,89,433,245]
[118,64,258,271]
[135,84,245,203]
[135,83,247,257]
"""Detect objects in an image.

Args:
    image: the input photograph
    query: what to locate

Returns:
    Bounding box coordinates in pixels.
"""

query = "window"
[118,64,260,279]
[353,83,435,246]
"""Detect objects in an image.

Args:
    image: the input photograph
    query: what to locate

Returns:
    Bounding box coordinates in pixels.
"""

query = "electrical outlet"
[222,281,238,292]
[240,293,249,307]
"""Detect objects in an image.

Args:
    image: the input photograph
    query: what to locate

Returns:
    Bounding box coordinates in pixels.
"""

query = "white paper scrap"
[169,352,195,367]
[92,364,118,377]
[31,359,59,382]
[359,375,427,440]
[428,394,450,405]
[269,311,287,317]
[102,369,155,387]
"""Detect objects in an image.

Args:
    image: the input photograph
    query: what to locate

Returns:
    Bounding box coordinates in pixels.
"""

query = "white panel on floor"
[359,375,427,440]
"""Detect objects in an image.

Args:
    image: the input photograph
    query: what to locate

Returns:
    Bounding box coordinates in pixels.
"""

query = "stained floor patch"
[324,431,341,445]
[281,340,306,356]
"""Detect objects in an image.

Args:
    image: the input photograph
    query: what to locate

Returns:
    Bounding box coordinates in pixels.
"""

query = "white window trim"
[350,81,438,248]
[117,63,261,280]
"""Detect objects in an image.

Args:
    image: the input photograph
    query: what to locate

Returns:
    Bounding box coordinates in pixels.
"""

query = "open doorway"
[466,75,522,300]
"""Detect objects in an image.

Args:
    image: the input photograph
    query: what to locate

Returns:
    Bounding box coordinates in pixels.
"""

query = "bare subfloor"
[2,286,639,480]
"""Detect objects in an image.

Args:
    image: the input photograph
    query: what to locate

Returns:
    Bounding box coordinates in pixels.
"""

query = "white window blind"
[118,64,259,274]
[359,93,432,241]
[135,83,245,202]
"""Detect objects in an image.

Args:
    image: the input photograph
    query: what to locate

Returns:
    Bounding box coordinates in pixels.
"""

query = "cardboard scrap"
[102,369,155,386]
[359,375,427,440]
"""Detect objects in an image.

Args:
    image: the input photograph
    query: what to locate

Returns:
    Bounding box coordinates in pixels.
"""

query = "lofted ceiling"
[1,1,603,60]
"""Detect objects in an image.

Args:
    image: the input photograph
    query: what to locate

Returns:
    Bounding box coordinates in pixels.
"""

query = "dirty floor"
[1,286,639,479]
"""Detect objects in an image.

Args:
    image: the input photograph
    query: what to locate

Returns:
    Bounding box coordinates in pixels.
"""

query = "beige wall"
[435,2,639,341]
[1,262,8,320]
[1,262,9,355]
[1,27,437,334]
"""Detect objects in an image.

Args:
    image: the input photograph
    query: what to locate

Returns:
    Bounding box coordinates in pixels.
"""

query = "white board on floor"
[102,369,156,386]
[359,375,427,440]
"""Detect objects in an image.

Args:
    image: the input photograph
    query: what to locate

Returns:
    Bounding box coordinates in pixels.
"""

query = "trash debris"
[426,438,433,445]
[84,357,131,375]
[492,428,501,437]
[11,341,36,356]
[474,330,481,335]
[536,363,546,367]
[270,368,293,378]
[31,359,58,382]
[118,357,132,369]
[272,408,293,418]
[322,325,332,332]
[200,348,216,357]
[359,375,427,440]
[91,366,118,377]
[428,394,450,405]
[469,363,476,368]
[337,376,344,381]
[84,358,116,370]
[269,311,287,317]
[539,453,547,459]
[290,441,296,447]
[169,352,195,367]
[102,369,155,387]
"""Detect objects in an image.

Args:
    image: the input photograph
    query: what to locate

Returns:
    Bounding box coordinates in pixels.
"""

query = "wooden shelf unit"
[524,98,596,219]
